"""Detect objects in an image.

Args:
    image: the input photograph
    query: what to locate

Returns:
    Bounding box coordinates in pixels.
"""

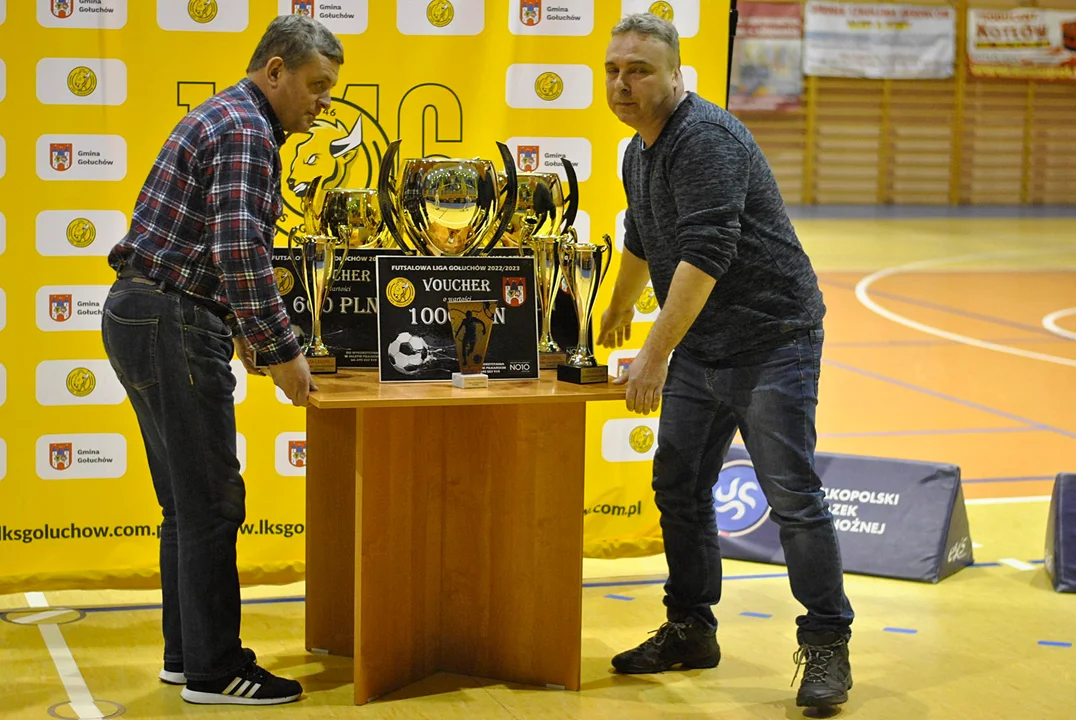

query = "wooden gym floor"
[2,208,1074,719]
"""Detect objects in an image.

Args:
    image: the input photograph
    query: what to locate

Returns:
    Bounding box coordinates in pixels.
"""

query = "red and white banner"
[729,2,804,112]
[968,8,1076,81]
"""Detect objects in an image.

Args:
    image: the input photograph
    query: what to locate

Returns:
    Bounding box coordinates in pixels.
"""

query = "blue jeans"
[654,327,853,640]
[101,275,249,681]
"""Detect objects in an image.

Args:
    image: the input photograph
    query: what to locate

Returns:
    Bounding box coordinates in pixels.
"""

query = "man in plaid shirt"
[101,15,343,706]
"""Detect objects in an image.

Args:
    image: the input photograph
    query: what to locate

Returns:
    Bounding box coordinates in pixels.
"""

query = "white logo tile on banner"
[37,134,127,181]
[0,363,6,407]
[506,64,593,109]
[398,0,484,35]
[275,432,307,476]
[157,0,248,32]
[0,439,6,481]
[278,0,368,34]
[0,1,6,25]
[682,65,698,92]
[619,0,699,38]
[236,432,247,474]
[573,210,591,243]
[508,0,593,35]
[0,211,6,256]
[37,210,126,256]
[0,135,6,180]
[36,285,110,331]
[36,360,126,406]
[0,288,6,332]
[37,0,128,29]
[231,359,247,404]
[36,433,127,479]
[617,137,632,180]
[504,136,592,182]
[37,58,128,106]
[276,386,291,405]
[0,59,6,102]
[601,417,659,462]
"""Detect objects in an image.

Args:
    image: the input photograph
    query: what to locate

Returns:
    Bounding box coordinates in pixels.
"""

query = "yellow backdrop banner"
[0,0,728,592]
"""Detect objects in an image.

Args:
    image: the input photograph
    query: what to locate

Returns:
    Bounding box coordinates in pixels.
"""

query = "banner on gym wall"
[804,0,956,79]
[0,0,728,591]
[967,8,1076,81]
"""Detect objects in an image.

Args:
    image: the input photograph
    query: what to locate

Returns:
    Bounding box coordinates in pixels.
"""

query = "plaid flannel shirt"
[108,78,301,365]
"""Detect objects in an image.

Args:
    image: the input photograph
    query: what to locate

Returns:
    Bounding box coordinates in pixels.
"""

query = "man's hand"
[597,304,635,349]
[268,354,318,407]
[613,348,667,415]
[232,335,265,376]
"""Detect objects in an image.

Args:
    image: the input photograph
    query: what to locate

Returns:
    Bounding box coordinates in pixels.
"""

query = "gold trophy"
[376,139,518,256]
[557,233,614,384]
[499,157,579,248]
[320,188,386,249]
[288,176,352,373]
[520,219,573,369]
[448,300,497,388]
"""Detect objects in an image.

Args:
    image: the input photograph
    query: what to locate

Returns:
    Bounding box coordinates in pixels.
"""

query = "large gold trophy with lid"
[376,139,518,256]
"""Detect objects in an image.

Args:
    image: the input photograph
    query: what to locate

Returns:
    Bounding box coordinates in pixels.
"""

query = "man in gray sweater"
[597,13,853,709]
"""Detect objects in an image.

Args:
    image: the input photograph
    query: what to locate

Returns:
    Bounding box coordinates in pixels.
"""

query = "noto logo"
[628,425,654,454]
[714,459,770,537]
[649,1,674,20]
[426,0,453,26]
[274,267,295,296]
[65,367,96,397]
[67,66,97,97]
[635,287,658,314]
[279,88,391,235]
[534,71,564,101]
[386,277,416,308]
[188,0,217,23]
[66,217,96,247]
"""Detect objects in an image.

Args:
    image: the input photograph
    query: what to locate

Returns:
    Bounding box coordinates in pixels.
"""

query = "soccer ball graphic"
[387,332,430,373]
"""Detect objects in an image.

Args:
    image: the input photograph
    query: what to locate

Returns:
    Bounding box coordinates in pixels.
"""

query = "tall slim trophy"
[288,176,352,373]
[521,221,573,369]
[557,233,614,384]
[448,300,497,388]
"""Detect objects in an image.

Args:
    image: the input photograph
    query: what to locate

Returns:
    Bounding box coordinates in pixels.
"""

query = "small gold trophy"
[557,233,614,384]
[520,221,572,369]
[448,300,497,388]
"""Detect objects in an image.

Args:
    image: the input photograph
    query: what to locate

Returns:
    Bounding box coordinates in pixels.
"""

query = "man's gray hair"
[611,12,680,66]
[247,14,344,73]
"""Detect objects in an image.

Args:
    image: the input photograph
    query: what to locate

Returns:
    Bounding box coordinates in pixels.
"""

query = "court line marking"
[823,278,1058,337]
[965,496,1050,505]
[1043,308,1076,342]
[11,609,70,625]
[25,592,103,720]
[823,359,1076,439]
[1000,558,1037,571]
[854,250,1076,368]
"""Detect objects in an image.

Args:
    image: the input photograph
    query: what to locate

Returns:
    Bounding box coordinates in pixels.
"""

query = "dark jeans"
[101,275,249,681]
[654,327,854,640]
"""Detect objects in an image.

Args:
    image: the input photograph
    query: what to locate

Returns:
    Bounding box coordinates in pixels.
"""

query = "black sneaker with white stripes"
[180,660,302,705]
[159,647,257,686]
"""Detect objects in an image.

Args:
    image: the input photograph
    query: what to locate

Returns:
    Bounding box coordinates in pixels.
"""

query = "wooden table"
[303,369,626,704]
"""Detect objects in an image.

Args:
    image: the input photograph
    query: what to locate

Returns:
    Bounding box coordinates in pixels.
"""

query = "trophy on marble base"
[557,233,614,384]
[448,299,497,388]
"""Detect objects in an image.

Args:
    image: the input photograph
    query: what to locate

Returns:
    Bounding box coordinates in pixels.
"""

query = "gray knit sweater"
[621,91,825,363]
